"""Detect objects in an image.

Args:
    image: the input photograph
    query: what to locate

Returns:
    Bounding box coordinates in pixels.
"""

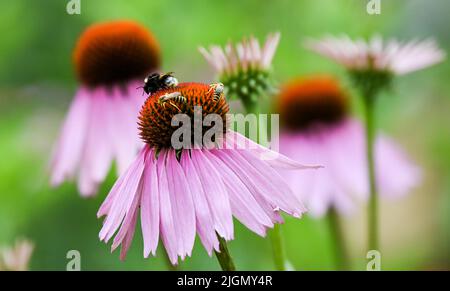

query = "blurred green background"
[0,0,449,270]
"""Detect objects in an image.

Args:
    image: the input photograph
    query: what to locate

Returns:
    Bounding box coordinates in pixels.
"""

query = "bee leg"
[158,92,181,107]
[158,92,186,112]
[168,102,182,112]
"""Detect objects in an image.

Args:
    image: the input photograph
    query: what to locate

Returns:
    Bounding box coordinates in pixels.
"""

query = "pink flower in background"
[50,21,160,197]
[0,239,34,271]
[199,33,280,109]
[98,83,318,264]
[276,76,421,217]
[199,32,280,75]
[304,35,445,75]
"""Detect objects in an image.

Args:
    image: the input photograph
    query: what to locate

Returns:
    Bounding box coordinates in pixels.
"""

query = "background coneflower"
[98,82,318,269]
[200,33,295,271]
[305,35,445,253]
[0,239,34,271]
[276,75,421,269]
[199,33,280,112]
[50,20,160,197]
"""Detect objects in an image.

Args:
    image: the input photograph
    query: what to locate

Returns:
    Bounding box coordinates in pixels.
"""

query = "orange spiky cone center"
[73,20,160,87]
[138,83,229,149]
[277,76,349,131]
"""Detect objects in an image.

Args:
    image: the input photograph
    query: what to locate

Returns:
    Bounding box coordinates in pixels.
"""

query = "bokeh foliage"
[0,0,449,270]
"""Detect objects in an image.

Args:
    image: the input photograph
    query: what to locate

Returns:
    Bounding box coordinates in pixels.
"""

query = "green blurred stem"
[214,234,236,271]
[363,94,379,252]
[269,224,286,271]
[241,99,258,115]
[327,208,349,270]
[239,98,287,271]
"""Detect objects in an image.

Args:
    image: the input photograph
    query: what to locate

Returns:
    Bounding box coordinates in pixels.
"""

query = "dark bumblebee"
[141,72,179,95]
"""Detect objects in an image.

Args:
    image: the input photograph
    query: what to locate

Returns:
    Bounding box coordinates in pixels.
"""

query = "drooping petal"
[119,209,138,261]
[180,151,219,256]
[375,134,422,198]
[204,150,273,236]
[108,86,143,175]
[217,148,306,218]
[305,35,445,74]
[227,131,322,170]
[78,88,114,197]
[156,150,178,265]
[50,87,91,186]
[140,148,160,257]
[190,149,234,240]
[236,148,308,218]
[166,150,196,258]
[99,147,146,242]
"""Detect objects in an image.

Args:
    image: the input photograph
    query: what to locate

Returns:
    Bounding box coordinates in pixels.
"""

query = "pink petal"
[190,149,234,240]
[166,150,196,258]
[98,148,146,242]
[227,131,321,170]
[212,149,285,223]
[50,87,90,186]
[119,210,138,261]
[140,148,160,257]
[180,151,219,256]
[77,89,114,196]
[204,150,273,236]
[157,150,178,265]
[218,148,306,218]
[107,86,142,175]
[375,135,421,198]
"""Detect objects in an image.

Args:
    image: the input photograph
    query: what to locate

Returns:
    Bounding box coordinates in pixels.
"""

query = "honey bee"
[157,92,187,111]
[208,82,224,102]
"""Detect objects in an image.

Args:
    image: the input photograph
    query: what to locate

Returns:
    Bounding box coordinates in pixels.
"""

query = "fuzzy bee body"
[208,82,225,102]
[141,72,179,95]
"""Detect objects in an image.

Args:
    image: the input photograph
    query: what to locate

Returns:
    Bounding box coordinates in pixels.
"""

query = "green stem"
[327,208,350,270]
[240,100,287,271]
[214,234,236,271]
[241,99,258,115]
[269,224,286,271]
[363,95,379,252]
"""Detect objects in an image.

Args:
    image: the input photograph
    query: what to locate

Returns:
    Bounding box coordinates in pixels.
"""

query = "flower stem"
[241,99,258,115]
[214,234,236,271]
[327,207,350,270]
[240,100,288,271]
[269,224,286,271]
[363,95,379,252]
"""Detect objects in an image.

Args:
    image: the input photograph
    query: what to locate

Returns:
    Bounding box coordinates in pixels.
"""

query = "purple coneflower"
[277,76,421,269]
[51,21,160,197]
[97,82,317,267]
[0,239,34,271]
[199,33,280,112]
[305,35,444,252]
[305,35,445,76]
[277,76,420,217]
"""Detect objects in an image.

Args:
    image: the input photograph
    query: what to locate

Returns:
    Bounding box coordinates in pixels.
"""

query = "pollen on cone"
[73,20,160,87]
[138,82,229,149]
